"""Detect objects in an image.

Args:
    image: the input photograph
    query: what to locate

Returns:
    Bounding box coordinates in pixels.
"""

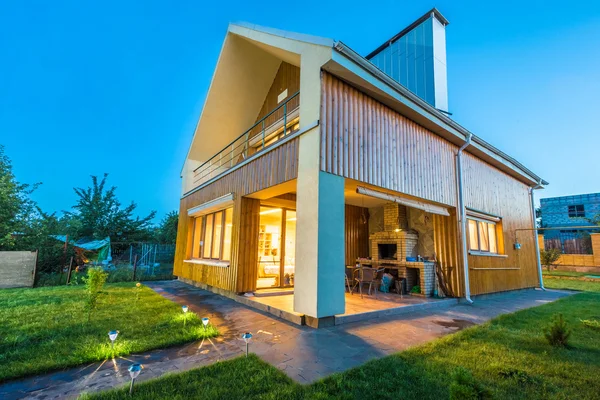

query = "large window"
[468,218,498,254]
[568,204,585,218]
[192,208,233,261]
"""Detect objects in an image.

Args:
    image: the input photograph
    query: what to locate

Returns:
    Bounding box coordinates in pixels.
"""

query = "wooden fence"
[538,233,600,268]
[0,251,38,289]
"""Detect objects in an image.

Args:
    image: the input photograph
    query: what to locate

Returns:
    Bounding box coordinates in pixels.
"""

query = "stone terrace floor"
[0,280,571,399]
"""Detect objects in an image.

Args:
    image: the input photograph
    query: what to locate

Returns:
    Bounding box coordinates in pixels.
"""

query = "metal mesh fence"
[35,242,176,287]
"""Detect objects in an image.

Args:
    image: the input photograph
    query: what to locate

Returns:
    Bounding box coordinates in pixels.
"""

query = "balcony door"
[256,206,296,289]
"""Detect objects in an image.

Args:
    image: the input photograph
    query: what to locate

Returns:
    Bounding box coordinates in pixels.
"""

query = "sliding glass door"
[256,206,296,289]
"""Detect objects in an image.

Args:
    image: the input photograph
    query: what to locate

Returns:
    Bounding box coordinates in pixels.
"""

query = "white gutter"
[457,133,473,304]
[529,181,546,290]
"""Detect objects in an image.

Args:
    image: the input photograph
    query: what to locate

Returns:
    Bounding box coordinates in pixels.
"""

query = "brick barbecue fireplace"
[367,203,437,296]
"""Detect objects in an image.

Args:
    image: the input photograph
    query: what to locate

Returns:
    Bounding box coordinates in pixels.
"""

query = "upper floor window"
[467,217,499,254]
[568,205,585,218]
[191,208,233,261]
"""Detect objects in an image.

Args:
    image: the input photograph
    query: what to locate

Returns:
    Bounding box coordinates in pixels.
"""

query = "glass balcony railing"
[192,92,300,187]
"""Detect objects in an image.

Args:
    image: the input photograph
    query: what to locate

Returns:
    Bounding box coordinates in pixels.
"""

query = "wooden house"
[174,9,547,327]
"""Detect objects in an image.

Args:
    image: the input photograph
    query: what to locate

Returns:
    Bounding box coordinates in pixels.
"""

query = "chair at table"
[352,267,385,299]
[345,266,355,293]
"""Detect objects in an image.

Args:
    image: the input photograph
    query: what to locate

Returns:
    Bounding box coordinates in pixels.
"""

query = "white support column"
[294,126,345,324]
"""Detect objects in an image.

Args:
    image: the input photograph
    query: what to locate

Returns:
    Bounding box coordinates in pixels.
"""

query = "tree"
[540,248,562,271]
[0,145,40,250]
[154,211,179,244]
[535,207,546,228]
[64,174,156,242]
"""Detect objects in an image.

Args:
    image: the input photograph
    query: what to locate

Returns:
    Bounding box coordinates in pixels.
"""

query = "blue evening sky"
[1,1,599,221]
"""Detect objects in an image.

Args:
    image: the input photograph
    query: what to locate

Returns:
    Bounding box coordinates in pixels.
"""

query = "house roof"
[184,19,547,187]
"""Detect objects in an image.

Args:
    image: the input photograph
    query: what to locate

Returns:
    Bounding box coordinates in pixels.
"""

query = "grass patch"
[85,293,600,400]
[81,355,299,400]
[0,283,217,382]
[544,276,600,292]
[542,270,589,278]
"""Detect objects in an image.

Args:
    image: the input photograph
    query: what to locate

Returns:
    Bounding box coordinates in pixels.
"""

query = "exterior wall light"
[108,330,119,350]
[128,363,143,395]
[182,305,189,327]
[242,332,252,357]
[514,241,522,250]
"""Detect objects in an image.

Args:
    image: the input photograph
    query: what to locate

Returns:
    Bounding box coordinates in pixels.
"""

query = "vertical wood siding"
[321,72,538,296]
[174,139,299,292]
[254,61,300,124]
[433,212,463,296]
[462,153,539,294]
[320,71,457,207]
[345,205,370,265]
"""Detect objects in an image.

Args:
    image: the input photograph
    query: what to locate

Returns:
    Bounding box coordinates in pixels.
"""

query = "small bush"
[411,285,421,294]
[497,367,540,386]
[540,248,561,271]
[449,367,491,400]
[84,267,108,321]
[544,313,571,348]
[581,319,600,331]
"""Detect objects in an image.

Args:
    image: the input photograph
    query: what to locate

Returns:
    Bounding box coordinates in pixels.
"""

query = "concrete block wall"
[540,193,600,229]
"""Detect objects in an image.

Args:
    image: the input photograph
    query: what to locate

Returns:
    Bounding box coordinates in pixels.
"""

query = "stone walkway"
[0,281,571,399]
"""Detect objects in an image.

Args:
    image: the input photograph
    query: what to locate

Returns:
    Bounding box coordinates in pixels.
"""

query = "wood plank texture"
[174,139,299,292]
[255,61,300,123]
[433,212,463,296]
[462,151,539,294]
[321,71,457,207]
[345,205,370,265]
[321,71,538,296]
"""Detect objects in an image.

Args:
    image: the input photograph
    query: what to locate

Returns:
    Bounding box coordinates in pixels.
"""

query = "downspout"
[456,133,473,304]
[529,181,546,290]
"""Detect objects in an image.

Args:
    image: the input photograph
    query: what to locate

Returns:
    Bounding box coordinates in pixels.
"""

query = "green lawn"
[542,270,589,278]
[85,292,600,400]
[0,283,217,382]
[544,275,600,292]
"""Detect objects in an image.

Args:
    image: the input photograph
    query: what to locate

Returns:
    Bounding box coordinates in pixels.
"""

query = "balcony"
[192,92,300,187]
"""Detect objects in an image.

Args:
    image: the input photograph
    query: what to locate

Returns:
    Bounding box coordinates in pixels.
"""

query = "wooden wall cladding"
[254,61,300,125]
[345,204,370,265]
[321,71,539,296]
[174,139,299,292]
[320,71,457,207]
[462,153,539,295]
[433,212,463,297]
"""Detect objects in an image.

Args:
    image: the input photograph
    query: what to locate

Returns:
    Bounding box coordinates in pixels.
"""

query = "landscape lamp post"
[242,332,252,357]
[202,317,209,331]
[182,305,188,327]
[128,363,142,395]
[108,330,119,351]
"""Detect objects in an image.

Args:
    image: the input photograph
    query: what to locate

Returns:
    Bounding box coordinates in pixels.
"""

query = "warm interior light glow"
[259,208,282,215]
[286,217,297,221]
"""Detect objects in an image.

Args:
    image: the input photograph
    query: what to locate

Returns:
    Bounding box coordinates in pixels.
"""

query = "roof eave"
[332,41,547,187]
